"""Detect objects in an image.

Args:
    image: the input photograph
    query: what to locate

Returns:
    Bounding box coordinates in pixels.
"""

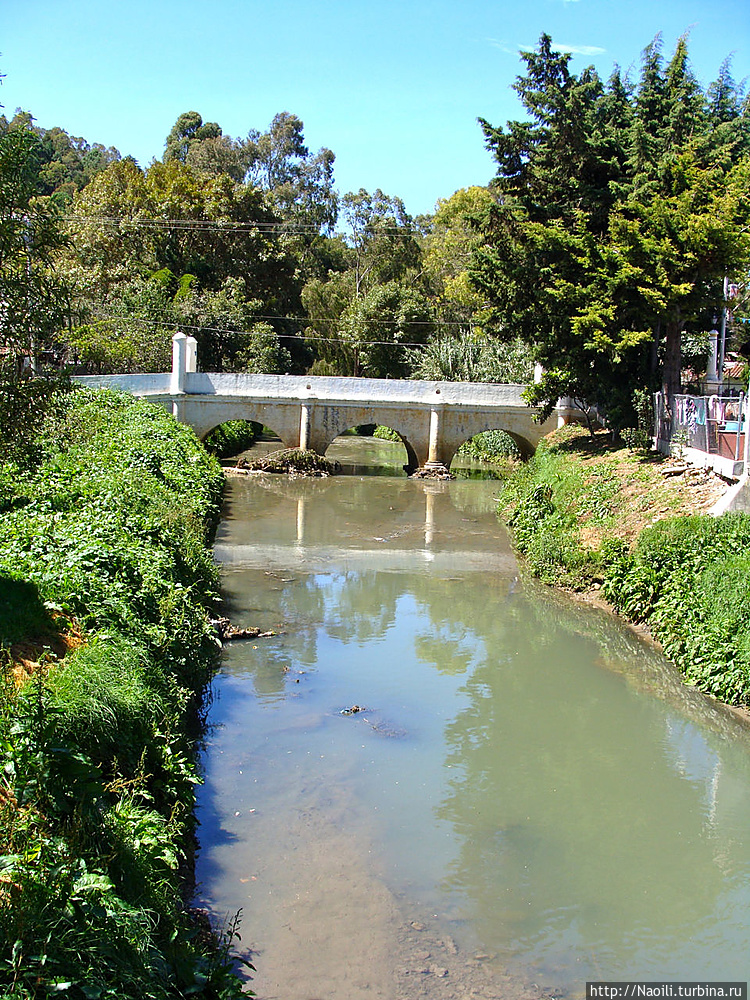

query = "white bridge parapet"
[73,333,578,470]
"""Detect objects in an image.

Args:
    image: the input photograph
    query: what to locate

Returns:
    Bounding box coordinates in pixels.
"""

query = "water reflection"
[199,439,750,991]
[436,606,750,979]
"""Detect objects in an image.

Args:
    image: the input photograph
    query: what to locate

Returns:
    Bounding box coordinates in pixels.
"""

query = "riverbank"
[0,389,246,999]
[498,425,750,706]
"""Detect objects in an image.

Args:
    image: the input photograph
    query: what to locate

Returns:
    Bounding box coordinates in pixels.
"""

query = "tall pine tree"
[472,34,750,425]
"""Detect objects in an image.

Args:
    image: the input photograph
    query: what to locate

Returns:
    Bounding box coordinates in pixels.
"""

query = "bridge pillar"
[425,404,446,469]
[299,402,312,450]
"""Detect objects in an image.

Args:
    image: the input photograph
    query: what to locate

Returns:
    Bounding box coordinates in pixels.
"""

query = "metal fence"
[655,391,747,462]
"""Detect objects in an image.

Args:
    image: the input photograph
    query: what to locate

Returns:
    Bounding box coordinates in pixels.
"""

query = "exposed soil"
[8,620,84,687]
[541,425,730,551]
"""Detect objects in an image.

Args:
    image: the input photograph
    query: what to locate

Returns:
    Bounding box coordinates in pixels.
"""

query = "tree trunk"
[662,320,682,398]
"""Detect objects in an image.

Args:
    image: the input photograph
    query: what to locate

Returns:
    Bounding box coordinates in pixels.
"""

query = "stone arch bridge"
[74,333,579,471]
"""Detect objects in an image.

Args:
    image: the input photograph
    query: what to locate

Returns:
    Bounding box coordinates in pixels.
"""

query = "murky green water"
[196,436,750,996]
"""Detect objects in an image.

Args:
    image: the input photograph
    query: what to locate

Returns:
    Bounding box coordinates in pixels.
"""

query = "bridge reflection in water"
[215,481,516,573]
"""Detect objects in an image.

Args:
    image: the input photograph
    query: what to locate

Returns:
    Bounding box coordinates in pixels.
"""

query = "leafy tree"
[337,280,433,378]
[164,110,223,164]
[471,33,750,425]
[340,187,421,297]
[0,115,72,461]
[422,186,498,343]
[301,267,355,372]
[236,320,293,374]
[301,188,427,375]
[243,111,338,233]
[0,112,121,207]
[60,156,304,372]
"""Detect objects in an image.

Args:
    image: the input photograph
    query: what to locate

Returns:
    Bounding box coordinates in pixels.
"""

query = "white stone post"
[705,330,720,393]
[185,335,198,373]
[171,332,187,394]
[557,398,573,430]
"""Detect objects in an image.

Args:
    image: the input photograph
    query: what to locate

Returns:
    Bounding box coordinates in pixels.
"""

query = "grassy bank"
[0,390,246,999]
[498,426,750,706]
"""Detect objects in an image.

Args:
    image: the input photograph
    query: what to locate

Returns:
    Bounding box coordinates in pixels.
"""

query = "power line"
[86,313,447,348]
[56,213,425,238]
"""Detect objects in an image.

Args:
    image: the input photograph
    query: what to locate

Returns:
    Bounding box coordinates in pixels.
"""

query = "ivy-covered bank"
[499,427,750,707]
[0,390,247,999]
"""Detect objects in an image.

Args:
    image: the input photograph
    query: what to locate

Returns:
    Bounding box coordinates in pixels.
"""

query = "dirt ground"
[542,426,731,550]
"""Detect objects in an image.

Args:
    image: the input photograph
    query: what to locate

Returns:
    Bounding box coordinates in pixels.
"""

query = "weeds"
[0,388,247,998]
[500,432,750,706]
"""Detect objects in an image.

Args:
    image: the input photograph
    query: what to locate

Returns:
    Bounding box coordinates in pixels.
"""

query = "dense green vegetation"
[0,389,248,999]
[3,33,748,430]
[203,419,262,459]
[472,33,750,426]
[0,36,748,983]
[499,433,750,706]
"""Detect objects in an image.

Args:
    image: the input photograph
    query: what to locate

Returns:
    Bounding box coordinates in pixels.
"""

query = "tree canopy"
[471,33,750,425]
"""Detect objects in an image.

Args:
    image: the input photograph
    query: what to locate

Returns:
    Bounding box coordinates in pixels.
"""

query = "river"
[195,435,750,999]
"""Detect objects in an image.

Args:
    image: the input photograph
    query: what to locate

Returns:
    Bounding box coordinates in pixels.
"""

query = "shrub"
[203,419,262,458]
[0,388,246,997]
[458,428,520,461]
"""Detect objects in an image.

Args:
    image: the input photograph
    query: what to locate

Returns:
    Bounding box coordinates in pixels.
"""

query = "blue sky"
[2,0,749,218]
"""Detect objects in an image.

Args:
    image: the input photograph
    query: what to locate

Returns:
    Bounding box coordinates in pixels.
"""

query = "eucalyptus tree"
[243,111,338,234]
[302,187,433,377]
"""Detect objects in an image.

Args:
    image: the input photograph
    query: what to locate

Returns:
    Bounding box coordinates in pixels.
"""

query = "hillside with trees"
[1,33,749,451]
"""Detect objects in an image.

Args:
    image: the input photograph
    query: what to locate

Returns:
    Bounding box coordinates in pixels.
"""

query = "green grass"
[0,388,248,998]
[499,437,750,706]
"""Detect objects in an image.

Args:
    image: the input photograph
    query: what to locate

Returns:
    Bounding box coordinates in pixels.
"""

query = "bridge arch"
[324,424,419,472]
[175,398,301,451]
[305,404,431,471]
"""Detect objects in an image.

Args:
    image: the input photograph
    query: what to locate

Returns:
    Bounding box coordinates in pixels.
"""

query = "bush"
[602,514,750,703]
[203,419,262,458]
[458,428,520,461]
[0,388,246,998]
[373,425,401,442]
